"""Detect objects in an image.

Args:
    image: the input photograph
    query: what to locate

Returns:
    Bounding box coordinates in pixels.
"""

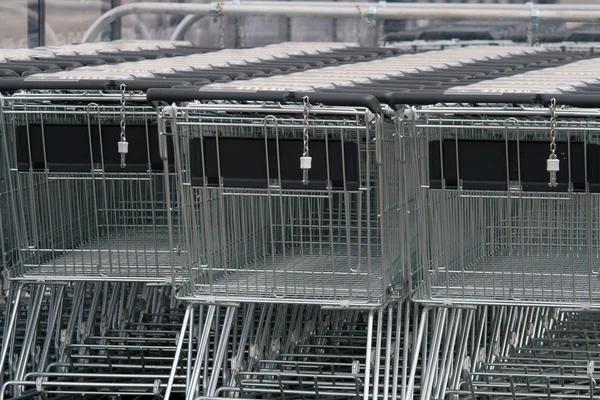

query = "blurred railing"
[12,0,600,49]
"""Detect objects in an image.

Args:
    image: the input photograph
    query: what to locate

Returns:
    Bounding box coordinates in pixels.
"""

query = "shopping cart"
[0,41,379,284]
[402,103,600,307]
[152,88,404,307]
[0,41,215,397]
[0,40,414,400]
[0,39,220,284]
[375,45,600,308]
[148,45,599,308]
[0,91,190,397]
[148,46,553,307]
[0,93,185,283]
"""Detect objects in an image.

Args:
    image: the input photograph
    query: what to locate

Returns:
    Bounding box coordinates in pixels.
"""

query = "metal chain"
[302,96,311,157]
[216,2,225,49]
[528,7,540,47]
[119,84,128,168]
[533,19,539,47]
[356,5,375,46]
[376,20,384,48]
[549,98,557,158]
[356,9,361,45]
[237,16,246,48]
[120,84,127,144]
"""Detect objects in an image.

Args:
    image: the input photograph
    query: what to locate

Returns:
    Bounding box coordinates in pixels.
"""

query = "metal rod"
[188,306,217,398]
[27,0,45,47]
[83,1,600,42]
[362,310,375,400]
[170,14,204,41]
[164,304,192,400]
[109,0,122,40]
[0,284,23,387]
[406,307,429,400]
[207,307,236,396]
[169,1,566,41]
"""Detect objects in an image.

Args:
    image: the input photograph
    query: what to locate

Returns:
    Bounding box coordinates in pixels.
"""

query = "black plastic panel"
[16,125,173,173]
[190,137,360,191]
[429,139,600,192]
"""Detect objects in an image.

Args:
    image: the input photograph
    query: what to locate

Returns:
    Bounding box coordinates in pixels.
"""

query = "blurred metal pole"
[27,0,45,48]
[332,0,337,42]
[234,17,239,48]
[102,0,122,41]
[112,0,122,40]
[286,0,292,42]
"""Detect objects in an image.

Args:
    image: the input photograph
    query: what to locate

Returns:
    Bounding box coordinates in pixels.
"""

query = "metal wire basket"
[160,98,405,306]
[1,95,184,283]
[404,105,600,307]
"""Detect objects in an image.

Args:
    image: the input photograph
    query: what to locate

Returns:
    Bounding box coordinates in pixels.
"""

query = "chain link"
[120,84,127,142]
[302,96,312,157]
[531,19,539,47]
[528,7,540,47]
[216,2,225,49]
[356,5,375,46]
[356,10,361,45]
[549,98,557,158]
[237,16,246,48]
[376,20,383,48]
[119,84,129,168]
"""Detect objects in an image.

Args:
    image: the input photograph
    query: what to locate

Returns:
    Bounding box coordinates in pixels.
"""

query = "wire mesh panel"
[162,103,404,306]
[407,303,600,400]
[439,306,600,400]
[182,302,404,400]
[404,106,600,307]
[0,281,189,399]
[1,97,183,283]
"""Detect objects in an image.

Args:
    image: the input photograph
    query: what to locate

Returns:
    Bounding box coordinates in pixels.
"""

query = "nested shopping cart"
[0,91,185,283]
[0,93,191,400]
[0,42,363,284]
[153,89,406,307]
[402,102,600,307]
[0,39,222,284]
[0,40,417,400]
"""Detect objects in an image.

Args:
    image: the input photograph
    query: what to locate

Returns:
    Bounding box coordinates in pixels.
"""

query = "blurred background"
[0,0,591,50]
